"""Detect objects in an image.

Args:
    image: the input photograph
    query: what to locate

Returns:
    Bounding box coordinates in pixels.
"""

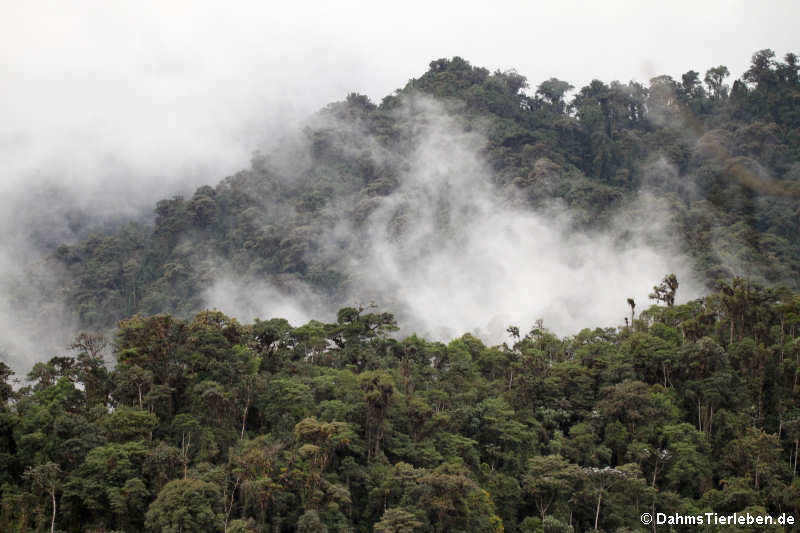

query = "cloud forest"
[1,49,800,532]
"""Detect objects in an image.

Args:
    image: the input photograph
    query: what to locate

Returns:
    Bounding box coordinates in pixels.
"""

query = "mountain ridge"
[45,51,800,334]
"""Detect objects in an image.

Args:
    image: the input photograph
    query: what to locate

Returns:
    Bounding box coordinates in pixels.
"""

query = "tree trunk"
[708,405,714,436]
[594,492,602,530]
[652,500,657,533]
[240,405,248,440]
[50,487,56,533]
[538,495,553,520]
[652,460,660,488]
[181,433,190,479]
[224,477,240,533]
[697,399,703,433]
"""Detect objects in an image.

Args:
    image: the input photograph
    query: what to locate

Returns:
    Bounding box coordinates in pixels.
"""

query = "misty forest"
[3,49,800,532]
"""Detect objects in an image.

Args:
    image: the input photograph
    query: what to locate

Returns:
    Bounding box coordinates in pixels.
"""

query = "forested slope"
[2,49,800,532]
[49,50,800,332]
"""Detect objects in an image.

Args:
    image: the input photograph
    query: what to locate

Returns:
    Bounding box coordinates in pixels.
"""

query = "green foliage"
[5,47,800,532]
[46,49,800,334]
[144,478,223,533]
[4,280,800,531]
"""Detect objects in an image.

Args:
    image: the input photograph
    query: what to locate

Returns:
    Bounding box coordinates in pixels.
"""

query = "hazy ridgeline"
[6,49,800,372]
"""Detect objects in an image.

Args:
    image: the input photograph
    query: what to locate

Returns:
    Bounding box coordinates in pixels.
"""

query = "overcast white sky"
[1,0,797,205]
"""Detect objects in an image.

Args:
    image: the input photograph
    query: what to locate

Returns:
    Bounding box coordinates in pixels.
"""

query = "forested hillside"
[2,49,800,532]
[47,49,800,332]
[1,279,800,531]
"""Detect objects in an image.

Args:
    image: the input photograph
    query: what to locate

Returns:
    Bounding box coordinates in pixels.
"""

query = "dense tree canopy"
[2,279,800,532]
[3,49,800,531]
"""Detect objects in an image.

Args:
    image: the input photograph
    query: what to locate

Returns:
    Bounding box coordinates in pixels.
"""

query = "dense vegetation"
[2,49,800,531]
[47,49,800,331]
[1,278,800,532]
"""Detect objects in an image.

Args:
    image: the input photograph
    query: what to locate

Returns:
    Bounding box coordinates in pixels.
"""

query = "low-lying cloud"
[205,97,701,343]
[341,99,700,340]
[6,1,781,368]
